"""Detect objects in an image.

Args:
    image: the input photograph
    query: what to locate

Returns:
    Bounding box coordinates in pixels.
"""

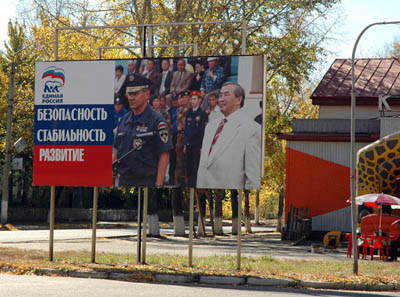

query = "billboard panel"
[33,56,264,189]
[33,61,114,186]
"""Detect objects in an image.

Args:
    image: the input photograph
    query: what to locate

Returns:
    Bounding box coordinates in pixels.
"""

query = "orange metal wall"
[285,147,350,221]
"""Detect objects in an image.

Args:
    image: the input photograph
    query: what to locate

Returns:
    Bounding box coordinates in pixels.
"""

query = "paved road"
[0,224,349,261]
[0,224,275,242]
[0,274,398,297]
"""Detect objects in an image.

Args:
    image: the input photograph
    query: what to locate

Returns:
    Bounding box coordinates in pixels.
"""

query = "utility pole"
[350,21,400,275]
[1,62,15,224]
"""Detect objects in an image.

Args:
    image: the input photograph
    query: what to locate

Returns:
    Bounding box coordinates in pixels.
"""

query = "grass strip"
[0,247,399,285]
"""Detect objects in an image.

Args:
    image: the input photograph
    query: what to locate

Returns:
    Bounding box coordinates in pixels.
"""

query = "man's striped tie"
[209,118,227,156]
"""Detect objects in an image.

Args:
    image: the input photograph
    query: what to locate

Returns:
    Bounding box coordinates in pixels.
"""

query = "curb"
[0,266,398,292]
[298,280,344,290]
[69,271,108,279]
[199,275,246,285]
[155,274,198,283]
[247,277,294,287]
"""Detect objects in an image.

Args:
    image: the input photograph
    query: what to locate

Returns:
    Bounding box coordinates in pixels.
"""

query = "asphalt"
[0,222,348,260]
[0,221,398,292]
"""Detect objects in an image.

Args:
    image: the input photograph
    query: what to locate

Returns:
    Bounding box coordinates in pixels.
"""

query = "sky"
[0,0,17,50]
[316,0,400,76]
[333,0,400,59]
[0,0,400,74]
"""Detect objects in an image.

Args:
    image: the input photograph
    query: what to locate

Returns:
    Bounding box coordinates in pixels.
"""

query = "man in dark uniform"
[114,74,172,237]
[174,90,191,186]
[171,91,190,236]
[113,97,128,131]
[184,90,208,187]
[113,74,172,187]
[167,95,179,185]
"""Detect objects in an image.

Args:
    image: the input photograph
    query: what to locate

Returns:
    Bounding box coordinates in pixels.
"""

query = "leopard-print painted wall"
[357,131,400,196]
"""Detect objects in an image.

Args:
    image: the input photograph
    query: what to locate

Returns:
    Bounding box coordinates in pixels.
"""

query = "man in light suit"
[196,82,261,190]
[170,59,193,97]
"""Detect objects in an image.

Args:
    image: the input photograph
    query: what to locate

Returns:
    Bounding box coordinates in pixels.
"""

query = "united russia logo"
[41,66,65,103]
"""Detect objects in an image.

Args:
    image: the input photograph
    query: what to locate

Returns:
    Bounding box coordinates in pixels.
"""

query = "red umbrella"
[348,193,400,235]
[348,193,400,207]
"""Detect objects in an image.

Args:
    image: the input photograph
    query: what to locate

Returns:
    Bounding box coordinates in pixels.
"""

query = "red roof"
[311,58,400,106]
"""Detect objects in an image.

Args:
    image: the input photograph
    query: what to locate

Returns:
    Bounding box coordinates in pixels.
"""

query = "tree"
[0,20,36,151]
[16,0,137,208]
[381,35,400,59]
[0,21,36,188]
[0,20,37,221]
[264,78,318,231]
[10,0,340,222]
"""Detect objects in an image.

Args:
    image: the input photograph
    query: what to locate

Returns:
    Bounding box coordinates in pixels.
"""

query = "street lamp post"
[350,21,400,275]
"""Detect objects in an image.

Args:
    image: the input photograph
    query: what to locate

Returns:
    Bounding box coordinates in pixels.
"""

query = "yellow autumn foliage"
[220,186,279,220]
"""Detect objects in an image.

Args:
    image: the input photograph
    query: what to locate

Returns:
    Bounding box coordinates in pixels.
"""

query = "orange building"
[279,58,400,232]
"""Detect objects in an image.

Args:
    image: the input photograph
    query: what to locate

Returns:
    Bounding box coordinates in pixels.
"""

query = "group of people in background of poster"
[33,56,263,190]
[112,56,262,190]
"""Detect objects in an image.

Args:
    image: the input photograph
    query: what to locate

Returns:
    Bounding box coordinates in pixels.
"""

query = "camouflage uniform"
[174,106,188,186]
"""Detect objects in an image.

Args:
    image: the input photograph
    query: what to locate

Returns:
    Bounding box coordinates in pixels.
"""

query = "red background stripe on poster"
[33,145,113,187]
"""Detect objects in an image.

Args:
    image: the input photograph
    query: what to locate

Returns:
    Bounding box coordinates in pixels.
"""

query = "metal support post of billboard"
[255,190,260,224]
[54,20,246,60]
[141,26,146,57]
[193,43,198,56]
[189,188,194,267]
[148,43,198,53]
[147,27,153,58]
[261,55,267,179]
[350,21,400,275]
[137,187,142,263]
[236,19,246,272]
[98,44,197,60]
[237,189,242,270]
[241,20,247,55]
[49,185,55,261]
[91,186,99,263]
[50,31,59,262]
[54,29,59,61]
[98,46,141,59]
[141,187,148,264]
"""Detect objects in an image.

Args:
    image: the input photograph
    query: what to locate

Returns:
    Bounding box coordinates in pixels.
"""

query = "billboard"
[33,56,264,189]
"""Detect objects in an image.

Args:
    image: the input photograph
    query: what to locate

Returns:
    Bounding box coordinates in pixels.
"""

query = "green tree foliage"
[264,77,318,230]
[0,20,36,161]
[0,21,37,206]
[383,35,400,59]
[6,0,340,209]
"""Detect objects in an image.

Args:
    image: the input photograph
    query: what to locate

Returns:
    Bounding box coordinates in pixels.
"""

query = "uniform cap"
[180,90,191,97]
[114,97,123,105]
[207,57,218,62]
[190,90,201,97]
[126,74,153,93]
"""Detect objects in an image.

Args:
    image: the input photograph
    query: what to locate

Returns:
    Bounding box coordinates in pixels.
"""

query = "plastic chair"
[345,233,361,258]
[362,235,387,260]
[361,235,372,260]
[369,237,385,260]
